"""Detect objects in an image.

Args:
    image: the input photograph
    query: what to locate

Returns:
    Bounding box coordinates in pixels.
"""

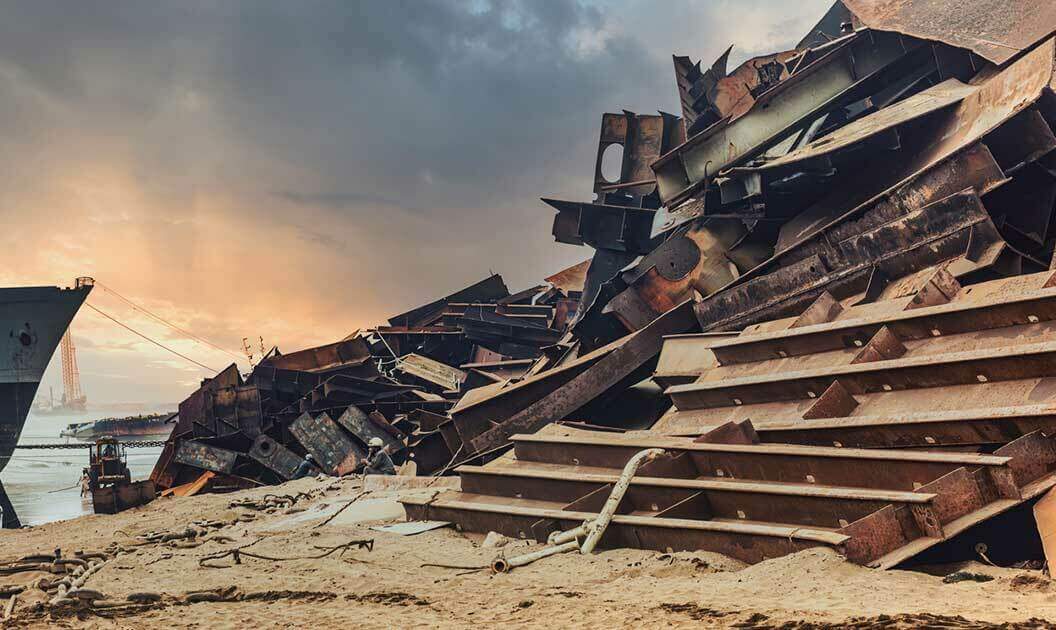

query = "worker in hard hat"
[291,452,318,480]
[359,437,395,476]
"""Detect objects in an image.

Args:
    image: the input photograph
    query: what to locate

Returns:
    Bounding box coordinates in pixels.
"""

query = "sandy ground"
[3,476,1056,629]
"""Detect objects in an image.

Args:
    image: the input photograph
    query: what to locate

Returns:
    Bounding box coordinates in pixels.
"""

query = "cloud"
[0,0,833,404]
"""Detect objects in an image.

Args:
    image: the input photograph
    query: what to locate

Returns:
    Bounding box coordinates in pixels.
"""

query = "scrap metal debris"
[154,0,1056,570]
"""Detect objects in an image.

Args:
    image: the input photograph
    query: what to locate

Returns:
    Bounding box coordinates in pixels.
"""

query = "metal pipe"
[580,448,664,554]
[491,448,664,572]
[491,540,579,573]
[547,522,589,545]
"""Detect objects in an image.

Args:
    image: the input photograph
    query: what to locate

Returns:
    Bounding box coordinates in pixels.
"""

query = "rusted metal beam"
[706,270,1056,365]
[695,187,1005,332]
[667,337,1056,411]
[741,405,1056,450]
[402,493,847,565]
[652,30,924,211]
[510,432,1011,492]
[458,464,933,529]
[463,301,699,457]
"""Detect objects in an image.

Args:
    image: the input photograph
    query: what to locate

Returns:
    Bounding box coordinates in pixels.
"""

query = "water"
[2,411,163,526]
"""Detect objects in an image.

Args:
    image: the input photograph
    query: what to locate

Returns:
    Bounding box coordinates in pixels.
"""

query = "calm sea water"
[2,411,163,526]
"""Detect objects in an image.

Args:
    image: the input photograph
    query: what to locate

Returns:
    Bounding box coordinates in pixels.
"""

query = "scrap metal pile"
[150,270,590,488]
[158,0,1056,568]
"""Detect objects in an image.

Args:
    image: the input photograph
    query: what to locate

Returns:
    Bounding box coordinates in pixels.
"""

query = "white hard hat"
[305,453,314,461]
[368,437,384,448]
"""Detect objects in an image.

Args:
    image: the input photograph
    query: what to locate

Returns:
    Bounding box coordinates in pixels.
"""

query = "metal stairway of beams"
[404,268,1056,568]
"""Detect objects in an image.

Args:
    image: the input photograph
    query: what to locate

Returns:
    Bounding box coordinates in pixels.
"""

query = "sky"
[0,0,833,406]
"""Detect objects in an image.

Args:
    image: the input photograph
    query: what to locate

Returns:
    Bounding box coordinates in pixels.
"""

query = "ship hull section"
[0,285,91,478]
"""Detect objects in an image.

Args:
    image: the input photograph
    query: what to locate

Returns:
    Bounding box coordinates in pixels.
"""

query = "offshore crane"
[58,328,87,411]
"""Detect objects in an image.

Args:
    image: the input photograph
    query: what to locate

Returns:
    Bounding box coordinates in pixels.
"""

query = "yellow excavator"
[88,437,154,514]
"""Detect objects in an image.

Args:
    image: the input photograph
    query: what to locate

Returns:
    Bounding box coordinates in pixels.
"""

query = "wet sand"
[3,412,161,526]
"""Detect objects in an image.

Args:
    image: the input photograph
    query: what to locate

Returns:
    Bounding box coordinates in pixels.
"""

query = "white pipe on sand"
[492,448,664,572]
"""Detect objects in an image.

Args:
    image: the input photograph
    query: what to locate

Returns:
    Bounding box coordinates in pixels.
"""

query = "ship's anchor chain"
[14,440,167,450]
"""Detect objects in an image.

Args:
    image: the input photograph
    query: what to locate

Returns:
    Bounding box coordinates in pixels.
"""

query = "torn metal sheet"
[842,0,1056,65]
[387,274,509,328]
[370,521,451,536]
[593,111,683,208]
[545,259,591,295]
[259,337,375,375]
[674,48,800,138]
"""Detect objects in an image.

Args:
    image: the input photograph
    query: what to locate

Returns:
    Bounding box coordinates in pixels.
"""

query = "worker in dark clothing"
[291,453,317,480]
[360,437,395,475]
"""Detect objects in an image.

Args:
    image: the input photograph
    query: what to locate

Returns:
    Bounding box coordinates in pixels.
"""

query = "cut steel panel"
[1033,487,1056,570]
[173,440,239,474]
[397,353,466,391]
[543,198,659,254]
[387,274,509,328]
[448,334,623,446]
[593,111,682,206]
[247,434,304,480]
[288,411,364,475]
[654,333,734,387]
[545,259,591,295]
[334,406,403,452]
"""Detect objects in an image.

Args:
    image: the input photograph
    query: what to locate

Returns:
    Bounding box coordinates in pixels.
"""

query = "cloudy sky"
[0,0,832,406]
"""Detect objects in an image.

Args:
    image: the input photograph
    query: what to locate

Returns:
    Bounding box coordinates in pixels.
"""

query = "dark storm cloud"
[0,0,833,403]
[0,0,831,252]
